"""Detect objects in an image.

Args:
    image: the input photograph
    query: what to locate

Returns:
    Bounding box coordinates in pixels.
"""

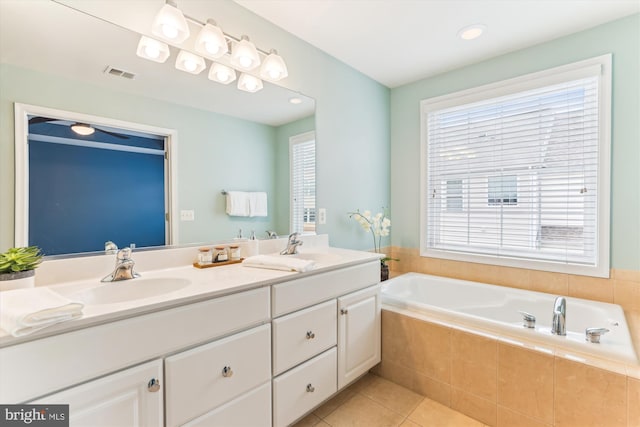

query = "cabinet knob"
[306,383,315,393]
[306,331,315,340]
[222,366,234,378]
[340,308,348,315]
[147,378,161,392]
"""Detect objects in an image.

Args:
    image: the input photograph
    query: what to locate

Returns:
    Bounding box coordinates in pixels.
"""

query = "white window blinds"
[290,132,316,234]
[421,56,611,276]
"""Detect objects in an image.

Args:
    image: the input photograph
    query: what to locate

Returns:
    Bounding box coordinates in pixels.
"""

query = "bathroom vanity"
[0,238,381,427]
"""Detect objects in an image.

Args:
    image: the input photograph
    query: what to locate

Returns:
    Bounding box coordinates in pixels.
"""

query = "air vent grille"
[104,66,136,80]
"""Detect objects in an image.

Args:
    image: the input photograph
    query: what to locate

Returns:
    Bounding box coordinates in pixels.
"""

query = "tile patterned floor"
[292,373,488,427]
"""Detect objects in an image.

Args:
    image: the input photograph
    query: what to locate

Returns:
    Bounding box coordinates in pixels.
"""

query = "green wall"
[390,14,640,270]
[0,64,278,249]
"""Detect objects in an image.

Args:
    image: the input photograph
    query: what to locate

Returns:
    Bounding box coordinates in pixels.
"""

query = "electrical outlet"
[180,210,195,221]
[318,208,326,225]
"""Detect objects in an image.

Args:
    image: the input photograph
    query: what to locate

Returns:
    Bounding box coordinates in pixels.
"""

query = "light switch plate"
[180,210,195,221]
[318,208,326,224]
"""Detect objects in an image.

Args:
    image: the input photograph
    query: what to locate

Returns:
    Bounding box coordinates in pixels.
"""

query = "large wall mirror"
[0,0,316,256]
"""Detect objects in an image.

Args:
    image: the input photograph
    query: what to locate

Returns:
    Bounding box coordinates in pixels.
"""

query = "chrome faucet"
[280,232,303,255]
[102,247,140,282]
[551,296,566,336]
[266,230,278,239]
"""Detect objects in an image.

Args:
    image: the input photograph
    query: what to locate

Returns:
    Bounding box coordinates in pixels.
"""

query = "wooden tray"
[193,258,244,269]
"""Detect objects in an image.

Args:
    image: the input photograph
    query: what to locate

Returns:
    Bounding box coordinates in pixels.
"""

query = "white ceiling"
[234,0,640,88]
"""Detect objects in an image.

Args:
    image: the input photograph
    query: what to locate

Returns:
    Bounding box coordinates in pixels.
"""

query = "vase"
[380,263,389,282]
[0,270,36,291]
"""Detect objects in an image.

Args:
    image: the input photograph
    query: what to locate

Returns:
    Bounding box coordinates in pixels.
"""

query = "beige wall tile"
[413,372,451,407]
[497,343,554,424]
[496,406,551,427]
[451,388,497,427]
[372,360,415,393]
[409,397,485,427]
[381,310,415,368]
[529,270,569,296]
[358,375,424,417]
[492,266,530,290]
[629,377,640,427]
[614,280,640,312]
[568,274,614,303]
[411,318,451,383]
[451,330,498,401]
[613,269,640,283]
[323,394,405,427]
[554,357,627,427]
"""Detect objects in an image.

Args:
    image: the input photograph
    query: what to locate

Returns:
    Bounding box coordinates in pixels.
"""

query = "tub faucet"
[101,247,141,282]
[552,296,566,336]
[280,232,303,255]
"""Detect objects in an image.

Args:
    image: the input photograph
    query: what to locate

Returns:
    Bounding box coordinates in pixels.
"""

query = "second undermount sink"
[69,278,191,305]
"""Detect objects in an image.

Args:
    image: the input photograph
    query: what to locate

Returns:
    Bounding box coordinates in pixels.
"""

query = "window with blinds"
[420,55,611,277]
[290,131,316,234]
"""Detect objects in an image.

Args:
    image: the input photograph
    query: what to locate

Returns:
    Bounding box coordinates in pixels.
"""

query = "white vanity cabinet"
[271,261,380,426]
[164,323,272,427]
[31,359,164,427]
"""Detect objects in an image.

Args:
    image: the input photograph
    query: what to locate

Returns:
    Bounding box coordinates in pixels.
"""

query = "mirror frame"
[14,102,179,249]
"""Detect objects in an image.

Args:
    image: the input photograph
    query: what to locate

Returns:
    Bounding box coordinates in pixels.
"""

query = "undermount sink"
[69,278,191,305]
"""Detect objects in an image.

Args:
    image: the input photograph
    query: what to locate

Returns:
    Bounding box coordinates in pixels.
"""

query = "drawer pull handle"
[306,383,315,393]
[147,378,161,392]
[222,366,234,378]
[306,331,315,340]
[340,308,348,315]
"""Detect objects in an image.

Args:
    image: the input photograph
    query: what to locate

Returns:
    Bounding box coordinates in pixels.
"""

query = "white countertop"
[0,245,381,348]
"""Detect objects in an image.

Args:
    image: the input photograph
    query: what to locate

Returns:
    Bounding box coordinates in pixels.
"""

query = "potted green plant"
[348,208,398,281]
[0,246,43,291]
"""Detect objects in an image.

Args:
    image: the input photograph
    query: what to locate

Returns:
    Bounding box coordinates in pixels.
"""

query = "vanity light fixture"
[237,73,263,93]
[175,50,206,74]
[457,24,486,40]
[136,36,170,63]
[208,63,236,84]
[70,123,95,136]
[194,19,228,59]
[260,49,288,82]
[151,0,190,43]
[230,36,261,71]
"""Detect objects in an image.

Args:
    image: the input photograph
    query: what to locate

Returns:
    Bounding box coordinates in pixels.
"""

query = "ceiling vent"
[104,66,136,80]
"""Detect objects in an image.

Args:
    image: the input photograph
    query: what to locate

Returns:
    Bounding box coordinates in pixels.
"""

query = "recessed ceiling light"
[458,24,486,41]
[289,97,302,105]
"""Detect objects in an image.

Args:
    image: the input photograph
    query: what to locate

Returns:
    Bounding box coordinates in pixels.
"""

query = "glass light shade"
[230,36,261,70]
[175,50,206,74]
[136,36,170,63]
[71,123,95,136]
[237,73,263,93]
[260,49,288,81]
[208,63,236,84]
[195,20,228,59]
[151,3,190,43]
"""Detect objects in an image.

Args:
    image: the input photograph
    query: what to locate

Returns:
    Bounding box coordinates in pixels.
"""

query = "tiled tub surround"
[374,307,640,427]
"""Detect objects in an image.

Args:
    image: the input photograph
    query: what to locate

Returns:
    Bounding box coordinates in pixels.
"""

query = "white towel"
[249,192,268,217]
[0,287,84,337]
[242,255,316,273]
[225,191,250,217]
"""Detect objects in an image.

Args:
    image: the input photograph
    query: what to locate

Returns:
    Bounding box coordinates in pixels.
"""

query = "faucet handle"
[585,327,609,343]
[518,311,536,328]
[116,247,133,260]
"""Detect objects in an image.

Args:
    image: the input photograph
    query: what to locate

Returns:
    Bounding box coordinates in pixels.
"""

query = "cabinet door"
[31,359,163,427]
[337,284,381,389]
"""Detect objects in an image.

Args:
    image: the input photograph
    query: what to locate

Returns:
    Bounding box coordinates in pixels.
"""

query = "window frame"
[289,130,316,234]
[420,55,611,278]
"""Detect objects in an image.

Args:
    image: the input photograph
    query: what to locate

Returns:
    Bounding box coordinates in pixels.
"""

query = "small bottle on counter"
[214,246,228,262]
[197,247,213,265]
[229,244,241,261]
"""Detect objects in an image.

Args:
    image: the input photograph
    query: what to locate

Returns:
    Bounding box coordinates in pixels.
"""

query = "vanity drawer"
[273,299,337,375]
[165,324,271,427]
[273,347,337,427]
[272,261,379,316]
[183,381,271,427]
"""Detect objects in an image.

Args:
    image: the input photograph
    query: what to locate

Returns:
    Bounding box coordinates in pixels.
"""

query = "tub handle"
[518,311,536,328]
[585,327,609,343]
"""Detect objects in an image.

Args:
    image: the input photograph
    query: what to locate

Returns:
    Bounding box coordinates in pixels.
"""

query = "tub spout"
[552,296,566,336]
